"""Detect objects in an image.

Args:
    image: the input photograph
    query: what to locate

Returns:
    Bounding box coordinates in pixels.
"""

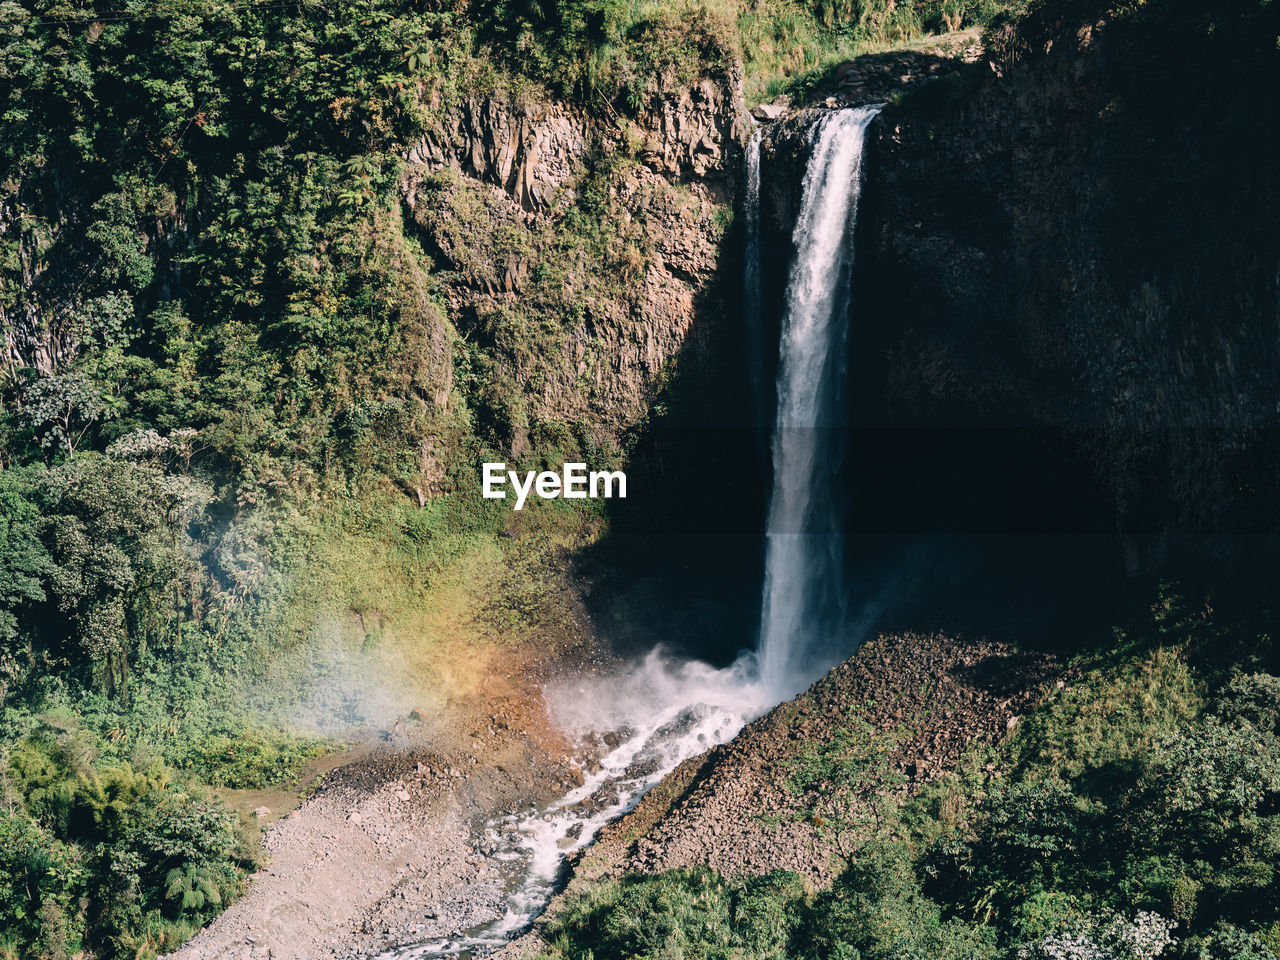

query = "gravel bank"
[169,670,585,960]
[572,632,1059,887]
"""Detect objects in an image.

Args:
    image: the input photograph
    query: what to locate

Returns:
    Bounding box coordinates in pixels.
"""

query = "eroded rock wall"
[401,73,750,455]
[756,13,1280,570]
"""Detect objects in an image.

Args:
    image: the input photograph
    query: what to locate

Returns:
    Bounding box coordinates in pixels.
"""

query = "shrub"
[176,728,333,790]
[0,814,85,959]
[540,867,806,959]
[800,839,994,959]
[1,723,250,959]
[1181,923,1279,960]
[1211,673,1280,736]
[1016,910,1177,960]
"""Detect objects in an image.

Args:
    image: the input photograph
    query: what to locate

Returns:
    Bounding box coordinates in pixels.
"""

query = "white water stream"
[377,653,769,959]
[744,127,768,439]
[757,105,881,698]
[376,105,880,959]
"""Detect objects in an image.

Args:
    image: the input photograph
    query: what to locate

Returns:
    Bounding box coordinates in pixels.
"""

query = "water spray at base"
[376,651,771,959]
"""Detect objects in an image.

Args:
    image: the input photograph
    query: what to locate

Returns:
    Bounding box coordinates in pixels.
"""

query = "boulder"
[751,102,787,122]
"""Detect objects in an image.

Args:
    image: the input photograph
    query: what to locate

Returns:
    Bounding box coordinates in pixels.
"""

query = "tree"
[0,468,54,704]
[19,372,111,459]
[39,454,207,698]
[163,864,222,914]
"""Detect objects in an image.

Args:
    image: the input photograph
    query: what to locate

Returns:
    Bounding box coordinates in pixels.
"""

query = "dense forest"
[2,0,1279,957]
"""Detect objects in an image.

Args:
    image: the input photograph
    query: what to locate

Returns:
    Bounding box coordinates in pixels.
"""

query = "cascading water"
[375,655,768,959]
[372,105,879,960]
[743,128,768,439]
[757,105,882,697]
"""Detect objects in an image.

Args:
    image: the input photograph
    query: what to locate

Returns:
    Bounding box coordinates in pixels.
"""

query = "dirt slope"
[565,631,1059,888]
[169,669,581,960]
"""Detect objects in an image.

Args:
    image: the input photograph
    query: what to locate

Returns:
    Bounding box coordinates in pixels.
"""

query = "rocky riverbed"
[170,629,1060,960]
[496,631,1061,956]
[168,663,585,960]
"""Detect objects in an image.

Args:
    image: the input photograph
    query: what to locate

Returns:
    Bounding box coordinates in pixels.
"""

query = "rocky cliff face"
[756,10,1280,571]
[407,72,750,211]
[400,73,751,458]
[865,13,1278,566]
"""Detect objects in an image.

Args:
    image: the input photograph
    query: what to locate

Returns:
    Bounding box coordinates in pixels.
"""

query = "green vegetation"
[471,0,1021,104]
[0,714,256,960]
[0,1,653,953]
[537,588,1280,960]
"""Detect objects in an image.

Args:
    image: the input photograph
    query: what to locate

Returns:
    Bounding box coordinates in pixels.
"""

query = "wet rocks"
[600,727,635,750]
[751,101,788,122]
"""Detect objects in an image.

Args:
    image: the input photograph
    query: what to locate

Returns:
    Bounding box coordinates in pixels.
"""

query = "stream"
[375,652,770,959]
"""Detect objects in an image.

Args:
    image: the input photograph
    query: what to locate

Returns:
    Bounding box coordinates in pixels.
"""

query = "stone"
[395,789,411,802]
[751,102,787,122]
[397,75,732,458]
[252,806,271,818]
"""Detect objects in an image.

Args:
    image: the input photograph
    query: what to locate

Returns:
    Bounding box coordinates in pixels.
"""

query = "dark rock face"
[759,16,1279,574]
[823,32,985,108]
[857,17,1280,570]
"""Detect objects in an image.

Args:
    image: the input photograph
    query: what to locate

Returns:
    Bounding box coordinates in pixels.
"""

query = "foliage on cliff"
[473,0,1020,102]
[0,3,642,954]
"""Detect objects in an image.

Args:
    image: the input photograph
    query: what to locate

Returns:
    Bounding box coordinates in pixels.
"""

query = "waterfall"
[743,128,767,438]
[372,105,882,960]
[757,105,881,697]
[370,107,884,960]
